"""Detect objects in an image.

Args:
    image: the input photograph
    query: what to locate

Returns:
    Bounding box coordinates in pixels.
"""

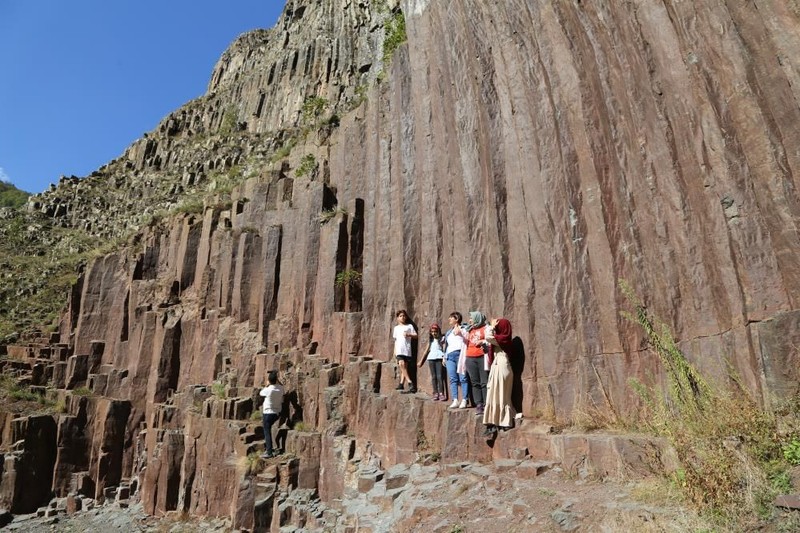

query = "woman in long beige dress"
[482,318,517,437]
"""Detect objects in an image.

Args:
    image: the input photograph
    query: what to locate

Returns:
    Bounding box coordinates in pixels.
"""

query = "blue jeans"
[445,351,468,401]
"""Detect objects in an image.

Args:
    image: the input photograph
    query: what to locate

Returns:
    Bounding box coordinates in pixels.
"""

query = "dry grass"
[570,396,625,432]
[620,280,798,530]
[237,452,266,477]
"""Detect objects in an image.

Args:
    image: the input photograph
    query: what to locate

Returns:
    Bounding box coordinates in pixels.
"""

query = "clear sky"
[0,1,286,194]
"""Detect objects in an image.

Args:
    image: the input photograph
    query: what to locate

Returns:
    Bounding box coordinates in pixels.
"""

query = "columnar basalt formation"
[1,0,799,527]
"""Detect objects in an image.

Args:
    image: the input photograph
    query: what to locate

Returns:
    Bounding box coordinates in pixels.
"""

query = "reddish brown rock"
[286,431,322,490]
[0,415,57,513]
[3,0,800,527]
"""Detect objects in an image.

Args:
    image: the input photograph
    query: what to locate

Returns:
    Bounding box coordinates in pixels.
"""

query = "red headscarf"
[493,318,514,355]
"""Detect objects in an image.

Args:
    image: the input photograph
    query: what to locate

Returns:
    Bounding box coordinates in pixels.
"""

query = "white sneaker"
[458,399,467,409]
[449,399,459,409]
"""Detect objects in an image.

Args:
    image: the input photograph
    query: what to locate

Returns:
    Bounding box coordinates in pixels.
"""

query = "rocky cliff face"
[2,0,800,527]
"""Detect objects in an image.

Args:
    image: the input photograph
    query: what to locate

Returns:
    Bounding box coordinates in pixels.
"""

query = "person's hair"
[268,370,278,385]
[449,311,462,323]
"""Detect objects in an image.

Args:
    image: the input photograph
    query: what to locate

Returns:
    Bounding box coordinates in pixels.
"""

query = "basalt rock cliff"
[1,0,799,529]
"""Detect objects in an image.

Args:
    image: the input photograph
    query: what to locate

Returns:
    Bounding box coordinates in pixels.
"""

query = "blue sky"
[0,1,285,194]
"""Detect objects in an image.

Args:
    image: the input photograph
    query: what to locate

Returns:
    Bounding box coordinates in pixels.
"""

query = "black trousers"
[428,359,445,395]
[262,412,279,453]
[465,356,489,407]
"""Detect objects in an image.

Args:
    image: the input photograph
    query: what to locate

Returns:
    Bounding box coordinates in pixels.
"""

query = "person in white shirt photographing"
[259,370,284,458]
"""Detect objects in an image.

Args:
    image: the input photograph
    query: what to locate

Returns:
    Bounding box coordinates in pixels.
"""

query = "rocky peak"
[25,0,398,239]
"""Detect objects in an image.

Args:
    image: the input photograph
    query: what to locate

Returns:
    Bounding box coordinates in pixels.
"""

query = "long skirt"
[483,351,516,427]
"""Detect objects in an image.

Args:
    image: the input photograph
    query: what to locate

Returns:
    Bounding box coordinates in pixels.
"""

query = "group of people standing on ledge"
[392,309,518,438]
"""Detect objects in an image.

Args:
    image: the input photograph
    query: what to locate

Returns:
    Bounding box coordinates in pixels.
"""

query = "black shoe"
[482,425,497,437]
[401,386,417,394]
[395,383,404,390]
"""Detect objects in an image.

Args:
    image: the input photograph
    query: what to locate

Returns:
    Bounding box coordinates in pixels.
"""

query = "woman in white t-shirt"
[392,309,418,393]
[444,312,469,408]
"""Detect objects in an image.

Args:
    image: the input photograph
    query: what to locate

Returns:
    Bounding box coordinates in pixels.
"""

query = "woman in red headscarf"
[481,318,517,437]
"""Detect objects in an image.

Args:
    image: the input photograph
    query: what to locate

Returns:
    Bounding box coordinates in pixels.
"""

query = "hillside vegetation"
[0,182,29,208]
[0,210,99,342]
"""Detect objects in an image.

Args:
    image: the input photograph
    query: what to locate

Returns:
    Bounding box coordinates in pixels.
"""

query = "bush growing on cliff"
[211,381,227,399]
[621,280,795,529]
[295,154,317,178]
[269,137,297,163]
[382,10,406,64]
[335,269,362,288]
[218,105,239,136]
[243,452,265,475]
[173,197,205,215]
[301,96,328,124]
[293,421,312,432]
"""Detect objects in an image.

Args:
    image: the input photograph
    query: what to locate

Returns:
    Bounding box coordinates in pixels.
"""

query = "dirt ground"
[6,458,800,532]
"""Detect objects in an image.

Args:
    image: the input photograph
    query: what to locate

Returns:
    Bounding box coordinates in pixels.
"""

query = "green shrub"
[301,96,328,123]
[211,381,227,399]
[173,198,205,215]
[295,154,317,178]
[382,10,407,63]
[10,388,41,402]
[72,386,93,397]
[782,438,800,465]
[335,269,362,288]
[219,105,239,136]
[269,137,297,163]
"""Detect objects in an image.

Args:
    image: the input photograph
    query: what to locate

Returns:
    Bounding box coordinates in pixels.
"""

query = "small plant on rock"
[53,399,67,414]
[211,381,227,399]
[317,206,348,224]
[416,428,429,451]
[174,198,205,215]
[10,387,41,402]
[782,438,800,465]
[295,154,317,178]
[219,105,239,136]
[269,137,297,163]
[382,10,407,64]
[335,269,362,288]
[301,96,328,124]
[293,421,311,432]
[244,452,265,475]
[352,84,368,108]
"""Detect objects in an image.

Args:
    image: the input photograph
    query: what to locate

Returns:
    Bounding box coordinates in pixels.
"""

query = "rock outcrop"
[2,0,799,528]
